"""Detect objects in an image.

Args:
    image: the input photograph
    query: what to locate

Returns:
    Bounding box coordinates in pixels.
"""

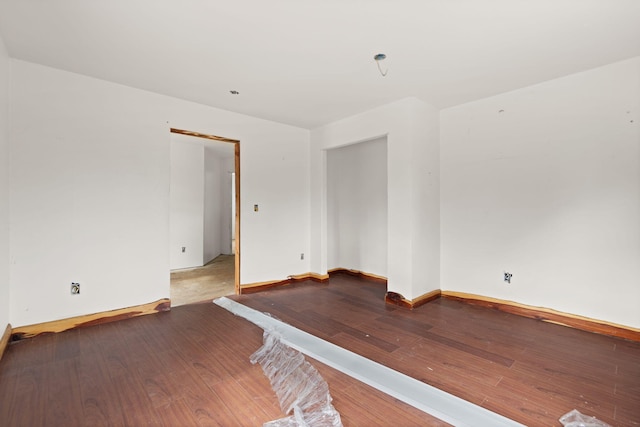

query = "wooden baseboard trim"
[328,268,388,284]
[11,298,171,341]
[240,272,329,295]
[442,291,640,342]
[240,278,292,294]
[385,289,441,310]
[0,323,11,361]
[240,268,388,295]
[291,272,330,283]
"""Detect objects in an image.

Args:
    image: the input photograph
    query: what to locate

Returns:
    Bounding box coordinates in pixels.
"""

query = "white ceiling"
[1,0,639,129]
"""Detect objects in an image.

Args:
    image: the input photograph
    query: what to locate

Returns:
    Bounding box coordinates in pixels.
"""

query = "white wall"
[440,57,640,328]
[410,101,441,296]
[9,59,310,327]
[171,138,234,269]
[0,34,10,329]
[203,148,221,263]
[327,137,387,276]
[219,158,235,256]
[204,148,234,261]
[311,98,440,300]
[170,135,204,270]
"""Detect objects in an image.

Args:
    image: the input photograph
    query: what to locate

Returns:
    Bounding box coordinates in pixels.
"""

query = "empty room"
[0,1,638,426]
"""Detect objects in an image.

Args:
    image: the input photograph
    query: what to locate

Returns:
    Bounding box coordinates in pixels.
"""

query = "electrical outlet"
[71,282,80,295]
[181,247,186,253]
[504,272,513,284]
[300,253,304,260]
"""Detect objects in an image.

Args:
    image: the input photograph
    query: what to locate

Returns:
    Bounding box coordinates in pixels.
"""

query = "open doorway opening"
[169,128,240,306]
[326,136,388,280]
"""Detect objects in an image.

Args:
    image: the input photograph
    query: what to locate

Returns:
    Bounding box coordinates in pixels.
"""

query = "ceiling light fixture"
[374,53,388,77]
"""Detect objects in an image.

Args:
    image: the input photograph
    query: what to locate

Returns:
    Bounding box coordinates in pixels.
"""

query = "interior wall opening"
[168,128,240,306]
[326,136,388,280]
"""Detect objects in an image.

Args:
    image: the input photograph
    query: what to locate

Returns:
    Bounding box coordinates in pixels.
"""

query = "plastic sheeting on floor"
[215,297,525,427]
[251,331,342,426]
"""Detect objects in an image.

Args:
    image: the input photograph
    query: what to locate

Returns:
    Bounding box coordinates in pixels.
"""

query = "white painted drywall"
[311,98,440,300]
[410,101,441,296]
[0,34,10,329]
[440,57,640,328]
[204,147,232,262]
[219,159,235,256]
[203,147,221,263]
[170,135,204,270]
[171,138,234,269]
[8,59,310,327]
[327,137,387,276]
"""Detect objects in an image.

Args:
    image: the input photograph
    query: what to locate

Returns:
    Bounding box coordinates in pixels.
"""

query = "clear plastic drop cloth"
[251,331,343,427]
[559,409,612,427]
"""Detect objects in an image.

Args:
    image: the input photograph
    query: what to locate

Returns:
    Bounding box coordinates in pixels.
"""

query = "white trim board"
[214,297,524,427]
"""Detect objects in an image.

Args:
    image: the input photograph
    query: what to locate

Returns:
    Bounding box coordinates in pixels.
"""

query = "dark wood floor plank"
[235,375,283,420]
[10,333,56,368]
[180,372,246,427]
[77,351,126,426]
[421,300,539,350]
[112,367,163,426]
[426,325,528,361]
[483,376,579,427]
[332,384,447,427]
[390,343,496,406]
[398,337,508,387]
[174,359,244,425]
[615,401,640,426]
[508,360,617,410]
[0,364,18,422]
[46,359,83,426]
[516,346,618,387]
[180,391,226,427]
[359,316,423,348]
[374,311,435,338]
[614,337,640,356]
[210,377,273,426]
[239,296,336,341]
[136,352,182,408]
[154,397,199,425]
[302,296,389,326]
[300,309,400,353]
[310,355,451,426]
[173,334,229,387]
[421,329,514,367]
[329,331,402,367]
[10,365,48,426]
[52,328,81,361]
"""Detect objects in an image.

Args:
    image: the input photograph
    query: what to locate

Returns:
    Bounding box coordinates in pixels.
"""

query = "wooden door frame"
[170,128,241,294]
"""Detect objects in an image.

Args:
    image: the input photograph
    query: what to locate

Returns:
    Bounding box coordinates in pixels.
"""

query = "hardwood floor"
[170,254,235,307]
[0,301,446,426]
[232,273,640,427]
[1,274,638,426]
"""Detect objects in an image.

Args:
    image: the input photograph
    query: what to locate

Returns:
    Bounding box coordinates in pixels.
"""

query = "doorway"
[169,128,240,306]
[326,136,388,278]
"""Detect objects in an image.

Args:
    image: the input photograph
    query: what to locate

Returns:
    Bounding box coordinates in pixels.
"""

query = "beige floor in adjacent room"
[170,254,235,307]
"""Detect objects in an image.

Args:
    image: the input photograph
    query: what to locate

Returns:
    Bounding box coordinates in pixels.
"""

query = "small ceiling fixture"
[230,90,240,95]
[374,53,387,77]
